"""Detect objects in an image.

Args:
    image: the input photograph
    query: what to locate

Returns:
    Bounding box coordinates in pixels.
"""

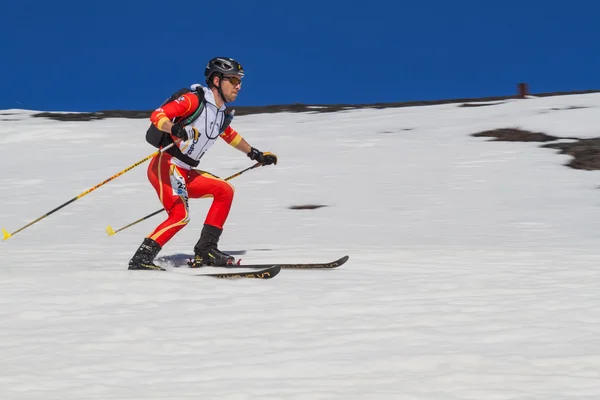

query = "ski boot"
[128,237,166,271]
[189,224,235,267]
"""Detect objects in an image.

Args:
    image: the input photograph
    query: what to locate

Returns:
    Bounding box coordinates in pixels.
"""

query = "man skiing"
[128,57,277,271]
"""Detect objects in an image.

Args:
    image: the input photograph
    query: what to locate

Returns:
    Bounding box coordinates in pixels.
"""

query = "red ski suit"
[146,90,242,247]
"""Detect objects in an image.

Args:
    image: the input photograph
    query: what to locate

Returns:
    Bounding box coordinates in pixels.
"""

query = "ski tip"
[253,265,281,279]
[2,228,11,241]
[105,225,116,236]
[265,265,281,278]
[325,255,349,267]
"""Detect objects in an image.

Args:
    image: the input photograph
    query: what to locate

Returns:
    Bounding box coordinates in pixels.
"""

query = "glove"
[171,125,199,142]
[247,147,278,165]
[171,124,188,141]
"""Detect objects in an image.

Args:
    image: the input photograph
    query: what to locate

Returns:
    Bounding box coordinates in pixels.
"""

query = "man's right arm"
[150,93,200,134]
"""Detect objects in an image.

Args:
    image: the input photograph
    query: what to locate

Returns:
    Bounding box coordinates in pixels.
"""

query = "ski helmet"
[204,57,244,85]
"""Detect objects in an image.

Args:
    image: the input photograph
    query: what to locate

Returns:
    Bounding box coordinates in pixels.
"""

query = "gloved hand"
[171,124,188,141]
[247,147,278,165]
[171,125,199,142]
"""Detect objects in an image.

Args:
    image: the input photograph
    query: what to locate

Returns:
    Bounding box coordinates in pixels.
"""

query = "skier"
[128,57,277,271]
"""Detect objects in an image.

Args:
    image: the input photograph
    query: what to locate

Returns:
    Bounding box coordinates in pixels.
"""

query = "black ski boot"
[128,237,166,271]
[190,224,235,267]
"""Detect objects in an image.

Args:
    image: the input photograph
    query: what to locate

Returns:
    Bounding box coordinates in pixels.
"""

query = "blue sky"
[1,0,599,112]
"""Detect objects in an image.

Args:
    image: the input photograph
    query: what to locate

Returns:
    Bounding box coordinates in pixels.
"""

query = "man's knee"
[218,181,234,201]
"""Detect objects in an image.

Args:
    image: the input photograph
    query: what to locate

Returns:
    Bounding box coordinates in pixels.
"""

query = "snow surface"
[1,94,600,399]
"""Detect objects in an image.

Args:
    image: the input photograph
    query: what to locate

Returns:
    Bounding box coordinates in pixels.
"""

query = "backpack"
[145,86,235,168]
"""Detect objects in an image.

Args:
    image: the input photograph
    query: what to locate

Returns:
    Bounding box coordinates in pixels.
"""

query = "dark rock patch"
[473,128,600,172]
[459,102,504,108]
[30,89,600,122]
[378,128,414,134]
[33,110,150,122]
[538,105,590,114]
[472,128,560,142]
[550,105,588,111]
[288,204,328,210]
[541,138,600,171]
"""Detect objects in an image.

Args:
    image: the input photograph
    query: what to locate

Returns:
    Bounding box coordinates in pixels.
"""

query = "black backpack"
[145,87,236,168]
[145,87,206,167]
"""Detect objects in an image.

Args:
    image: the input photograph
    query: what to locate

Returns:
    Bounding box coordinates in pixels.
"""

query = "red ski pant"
[146,152,234,247]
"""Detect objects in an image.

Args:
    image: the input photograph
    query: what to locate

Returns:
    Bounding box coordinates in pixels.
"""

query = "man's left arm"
[220,126,277,165]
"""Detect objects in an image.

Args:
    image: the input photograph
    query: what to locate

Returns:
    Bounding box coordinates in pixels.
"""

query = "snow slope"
[1,94,600,399]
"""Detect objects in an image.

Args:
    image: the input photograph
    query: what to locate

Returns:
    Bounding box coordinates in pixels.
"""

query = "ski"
[195,265,280,279]
[190,255,349,270]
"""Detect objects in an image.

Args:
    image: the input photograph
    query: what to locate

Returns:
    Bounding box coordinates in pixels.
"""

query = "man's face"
[220,75,242,102]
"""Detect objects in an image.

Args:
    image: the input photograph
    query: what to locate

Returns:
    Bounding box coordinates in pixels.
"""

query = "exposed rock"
[459,102,504,107]
[542,138,600,171]
[31,89,600,122]
[288,204,328,210]
[472,128,600,171]
[472,128,560,142]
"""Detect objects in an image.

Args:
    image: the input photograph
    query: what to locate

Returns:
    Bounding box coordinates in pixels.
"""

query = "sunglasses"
[223,76,242,86]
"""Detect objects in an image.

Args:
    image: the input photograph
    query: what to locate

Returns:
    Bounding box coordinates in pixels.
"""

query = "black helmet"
[204,57,244,85]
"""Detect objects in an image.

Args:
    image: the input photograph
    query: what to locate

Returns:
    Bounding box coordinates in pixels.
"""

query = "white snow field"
[1,93,600,399]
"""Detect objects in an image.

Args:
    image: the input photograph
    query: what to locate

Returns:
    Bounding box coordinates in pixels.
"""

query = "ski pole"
[105,162,262,236]
[2,142,178,241]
